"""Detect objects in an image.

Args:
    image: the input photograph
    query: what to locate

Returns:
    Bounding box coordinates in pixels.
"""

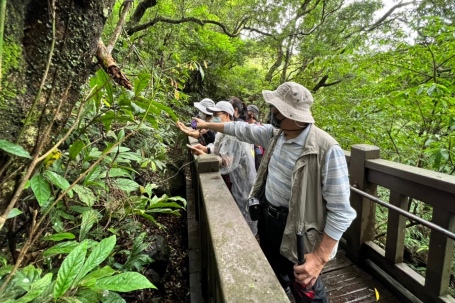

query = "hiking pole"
[297,232,305,265]
[295,232,316,300]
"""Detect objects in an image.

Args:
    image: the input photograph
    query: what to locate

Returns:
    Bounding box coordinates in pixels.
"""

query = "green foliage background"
[1,0,454,300]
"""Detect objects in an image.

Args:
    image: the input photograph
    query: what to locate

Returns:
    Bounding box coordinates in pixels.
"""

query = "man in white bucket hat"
[192,82,356,303]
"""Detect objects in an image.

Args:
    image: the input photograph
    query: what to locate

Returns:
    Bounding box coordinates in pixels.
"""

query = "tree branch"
[129,0,157,25]
[312,75,342,92]
[127,15,272,37]
[107,0,133,53]
[343,1,413,40]
[366,1,413,33]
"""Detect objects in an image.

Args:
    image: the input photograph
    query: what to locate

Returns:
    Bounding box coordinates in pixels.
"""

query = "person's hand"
[192,117,206,130]
[293,253,325,288]
[189,144,207,155]
[176,120,191,134]
[199,128,208,135]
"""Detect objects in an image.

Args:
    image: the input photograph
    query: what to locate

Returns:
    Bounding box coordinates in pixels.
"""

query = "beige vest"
[249,125,339,262]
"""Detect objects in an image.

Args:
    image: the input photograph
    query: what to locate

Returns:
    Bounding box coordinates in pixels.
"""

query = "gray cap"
[194,98,215,115]
[206,101,234,116]
[262,82,314,123]
[247,105,259,116]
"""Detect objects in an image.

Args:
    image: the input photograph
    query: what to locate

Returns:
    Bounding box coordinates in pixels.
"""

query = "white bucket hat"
[262,82,315,123]
[206,101,234,116]
[194,98,215,115]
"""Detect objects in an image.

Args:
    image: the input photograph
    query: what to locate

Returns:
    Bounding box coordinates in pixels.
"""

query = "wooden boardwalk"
[321,252,400,303]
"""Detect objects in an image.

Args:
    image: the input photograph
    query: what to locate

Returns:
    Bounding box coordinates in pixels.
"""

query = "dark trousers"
[258,206,328,303]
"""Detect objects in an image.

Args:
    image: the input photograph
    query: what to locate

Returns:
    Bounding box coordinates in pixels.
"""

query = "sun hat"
[194,98,215,115]
[247,105,259,116]
[206,101,235,116]
[262,82,315,123]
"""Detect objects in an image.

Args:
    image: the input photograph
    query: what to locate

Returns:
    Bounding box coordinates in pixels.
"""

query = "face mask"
[270,112,285,128]
[212,116,222,123]
[199,112,207,120]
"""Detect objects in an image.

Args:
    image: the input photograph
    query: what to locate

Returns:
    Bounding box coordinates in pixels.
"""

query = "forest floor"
[125,213,190,303]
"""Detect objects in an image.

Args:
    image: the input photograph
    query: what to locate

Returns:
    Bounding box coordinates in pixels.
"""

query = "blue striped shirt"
[224,122,356,241]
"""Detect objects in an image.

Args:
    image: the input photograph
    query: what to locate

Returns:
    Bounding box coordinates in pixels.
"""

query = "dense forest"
[0,0,454,302]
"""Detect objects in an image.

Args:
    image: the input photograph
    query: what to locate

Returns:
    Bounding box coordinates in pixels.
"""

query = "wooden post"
[385,192,409,263]
[345,144,380,263]
[425,207,455,297]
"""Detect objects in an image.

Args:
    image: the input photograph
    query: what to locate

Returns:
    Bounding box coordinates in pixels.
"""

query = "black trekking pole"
[295,232,316,300]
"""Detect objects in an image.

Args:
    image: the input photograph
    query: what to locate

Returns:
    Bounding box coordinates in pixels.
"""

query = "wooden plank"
[328,285,377,303]
[323,252,353,273]
[327,277,394,303]
[323,266,373,291]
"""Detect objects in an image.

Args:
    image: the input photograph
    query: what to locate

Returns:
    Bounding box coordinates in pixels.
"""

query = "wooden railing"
[187,137,289,303]
[187,138,454,303]
[344,144,455,303]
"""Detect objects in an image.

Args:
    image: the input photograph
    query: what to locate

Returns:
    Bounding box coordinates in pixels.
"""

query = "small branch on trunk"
[96,39,132,90]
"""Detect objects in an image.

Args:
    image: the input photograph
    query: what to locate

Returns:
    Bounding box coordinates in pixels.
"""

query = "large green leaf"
[90,272,156,292]
[79,266,116,288]
[101,168,131,179]
[43,240,97,257]
[53,241,88,299]
[30,175,51,207]
[79,209,100,241]
[44,171,73,198]
[112,178,140,192]
[134,72,151,97]
[84,166,102,184]
[100,291,126,303]
[69,140,85,160]
[73,184,96,207]
[0,139,31,158]
[43,233,76,242]
[15,273,53,303]
[75,236,116,286]
[74,288,100,303]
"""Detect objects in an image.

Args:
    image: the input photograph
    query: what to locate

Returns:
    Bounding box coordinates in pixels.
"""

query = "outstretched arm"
[193,117,226,133]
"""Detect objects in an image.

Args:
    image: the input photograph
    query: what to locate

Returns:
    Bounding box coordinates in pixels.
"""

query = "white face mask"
[212,116,222,123]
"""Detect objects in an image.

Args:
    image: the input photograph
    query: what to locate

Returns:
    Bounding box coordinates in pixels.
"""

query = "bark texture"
[0,0,114,212]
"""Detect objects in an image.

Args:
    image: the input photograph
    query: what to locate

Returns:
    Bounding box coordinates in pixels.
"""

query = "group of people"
[176,82,357,303]
[176,97,261,234]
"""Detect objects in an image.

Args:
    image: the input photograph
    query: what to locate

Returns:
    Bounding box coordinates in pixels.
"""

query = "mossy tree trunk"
[0,0,114,220]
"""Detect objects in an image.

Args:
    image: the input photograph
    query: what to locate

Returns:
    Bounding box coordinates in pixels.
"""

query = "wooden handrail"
[349,185,455,240]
